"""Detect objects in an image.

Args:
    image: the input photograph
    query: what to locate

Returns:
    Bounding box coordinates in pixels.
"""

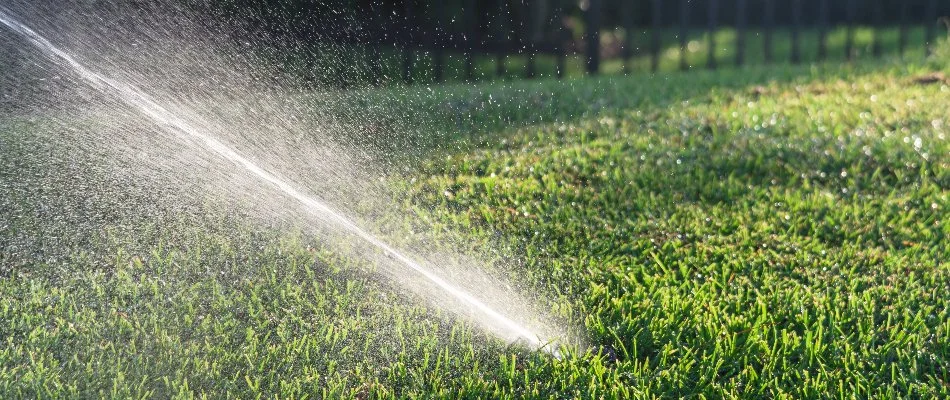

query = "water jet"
[0,5,562,357]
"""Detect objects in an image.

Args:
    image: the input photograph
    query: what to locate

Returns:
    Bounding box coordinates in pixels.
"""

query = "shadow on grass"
[324,51,939,167]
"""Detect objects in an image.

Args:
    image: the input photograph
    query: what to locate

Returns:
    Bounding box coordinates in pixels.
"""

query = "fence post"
[651,0,662,72]
[525,0,537,78]
[432,0,445,82]
[735,0,746,66]
[462,0,478,81]
[845,0,856,61]
[585,0,602,74]
[679,0,689,70]
[818,0,828,61]
[899,0,908,58]
[791,0,802,64]
[553,0,566,78]
[871,0,883,58]
[464,0,477,80]
[366,0,383,86]
[763,0,774,64]
[402,0,414,83]
[335,0,349,87]
[622,0,634,74]
[925,0,937,56]
[495,0,507,78]
[817,0,828,61]
[707,0,718,69]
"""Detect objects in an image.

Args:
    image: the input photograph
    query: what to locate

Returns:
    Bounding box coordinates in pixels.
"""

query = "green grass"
[1,42,949,398]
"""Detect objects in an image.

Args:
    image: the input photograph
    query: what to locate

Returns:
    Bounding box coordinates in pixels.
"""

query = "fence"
[266,0,950,85]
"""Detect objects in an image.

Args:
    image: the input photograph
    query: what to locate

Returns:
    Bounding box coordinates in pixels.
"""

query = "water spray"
[0,7,561,357]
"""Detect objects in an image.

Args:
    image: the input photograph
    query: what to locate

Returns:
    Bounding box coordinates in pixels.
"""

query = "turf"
[1,46,948,398]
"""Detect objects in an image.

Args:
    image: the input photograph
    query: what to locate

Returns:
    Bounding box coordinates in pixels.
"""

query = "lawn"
[1,41,948,399]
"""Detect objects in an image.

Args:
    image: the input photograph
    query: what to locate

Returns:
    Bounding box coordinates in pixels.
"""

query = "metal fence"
[299,0,950,84]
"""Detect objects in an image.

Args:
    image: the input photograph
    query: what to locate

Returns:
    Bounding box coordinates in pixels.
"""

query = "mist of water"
[0,3,565,355]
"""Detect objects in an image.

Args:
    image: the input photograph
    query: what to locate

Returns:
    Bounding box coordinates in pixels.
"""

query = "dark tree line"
[193,0,946,34]
[179,0,948,84]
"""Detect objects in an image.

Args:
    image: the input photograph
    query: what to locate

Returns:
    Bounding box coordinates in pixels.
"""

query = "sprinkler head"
[510,336,563,360]
[589,344,619,363]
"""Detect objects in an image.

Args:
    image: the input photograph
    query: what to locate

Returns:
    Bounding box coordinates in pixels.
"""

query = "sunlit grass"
[1,40,948,399]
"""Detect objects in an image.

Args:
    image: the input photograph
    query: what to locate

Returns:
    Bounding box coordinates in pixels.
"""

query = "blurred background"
[184,0,950,86]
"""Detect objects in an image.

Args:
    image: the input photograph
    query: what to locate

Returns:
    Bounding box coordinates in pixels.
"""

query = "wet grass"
[401,57,949,397]
[1,43,949,398]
